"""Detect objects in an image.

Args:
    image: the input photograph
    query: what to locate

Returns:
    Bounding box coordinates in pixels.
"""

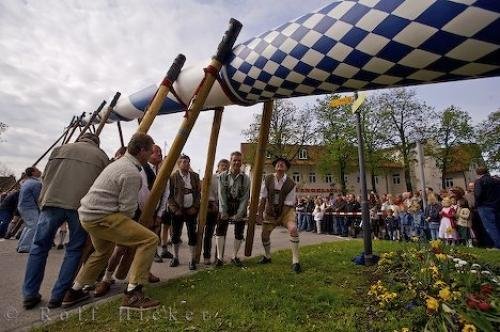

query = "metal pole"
[245,100,274,256]
[416,140,428,210]
[139,18,242,227]
[195,107,224,263]
[64,112,85,144]
[354,101,374,265]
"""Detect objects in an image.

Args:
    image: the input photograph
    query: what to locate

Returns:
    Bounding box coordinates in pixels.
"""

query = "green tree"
[360,98,390,193]
[428,106,475,189]
[313,94,357,194]
[476,109,500,172]
[242,99,317,162]
[374,88,435,192]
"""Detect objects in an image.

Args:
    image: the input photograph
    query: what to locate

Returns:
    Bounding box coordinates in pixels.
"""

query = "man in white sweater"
[62,133,160,311]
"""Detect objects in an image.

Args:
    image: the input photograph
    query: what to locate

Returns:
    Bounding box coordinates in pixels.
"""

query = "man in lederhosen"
[215,151,250,267]
[168,154,201,270]
[257,157,301,273]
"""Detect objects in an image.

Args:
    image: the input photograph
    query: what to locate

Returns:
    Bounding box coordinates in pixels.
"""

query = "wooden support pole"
[76,100,107,141]
[245,100,274,256]
[64,112,85,144]
[137,54,186,134]
[94,92,121,137]
[195,107,224,263]
[61,116,76,145]
[117,121,125,148]
[139,18,242,227]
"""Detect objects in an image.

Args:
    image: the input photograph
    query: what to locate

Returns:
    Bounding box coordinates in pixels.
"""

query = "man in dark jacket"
[474,166,500,248]
[0,190,19,238]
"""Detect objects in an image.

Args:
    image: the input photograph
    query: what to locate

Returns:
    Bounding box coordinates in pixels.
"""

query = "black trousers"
[202,210,218,258]
[216,219,245,240]
[171,210,197,246]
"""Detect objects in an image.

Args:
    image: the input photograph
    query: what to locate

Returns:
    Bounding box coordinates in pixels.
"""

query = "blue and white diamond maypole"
[111,0,500,121]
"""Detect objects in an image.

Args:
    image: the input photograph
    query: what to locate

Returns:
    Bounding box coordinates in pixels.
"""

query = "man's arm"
[118,173,141,218]
[218,174,229,219]
[235,176,251,219]
[168,175,181,215]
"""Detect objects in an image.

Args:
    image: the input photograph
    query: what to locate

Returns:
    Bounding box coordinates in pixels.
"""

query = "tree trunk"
[370,167,377,193]
[340,165,346,195]
[403,156,413,192]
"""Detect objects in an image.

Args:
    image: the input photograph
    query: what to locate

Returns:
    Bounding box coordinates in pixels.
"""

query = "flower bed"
[370,240,499,332]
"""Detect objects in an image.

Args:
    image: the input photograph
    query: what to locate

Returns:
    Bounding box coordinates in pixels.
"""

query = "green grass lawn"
[36,240,500,332]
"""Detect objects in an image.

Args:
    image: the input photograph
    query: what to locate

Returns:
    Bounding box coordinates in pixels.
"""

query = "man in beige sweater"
[62,133,160,311]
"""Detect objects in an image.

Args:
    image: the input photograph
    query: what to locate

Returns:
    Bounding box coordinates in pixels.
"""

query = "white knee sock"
[290,235,300,264]
[263,239,271,258]
[316,221,322,233]
[216,236,225,260]
[103,269,114,282]
[72,281,83,291]
[189,245,196,261]
[173,243,180,259]
[233,239,242,259]
[126,283,137,292]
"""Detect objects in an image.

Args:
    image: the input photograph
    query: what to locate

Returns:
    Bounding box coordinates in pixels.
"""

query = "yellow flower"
[462,324,476,332]
[446,226,453,234]
[426,296,439,312]
[435,253,448,261]
[430,239,442,249]
[434,280,447,288]
[439,287,452,301]
[452,291,461,300]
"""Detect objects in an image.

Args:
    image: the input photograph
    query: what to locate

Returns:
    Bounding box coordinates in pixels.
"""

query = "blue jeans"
[0,210,13,237]
[22,207,87,301]
[477,206,500,248]
[306,213,314,231]
[297,212,307,231]
[17,208,40,252]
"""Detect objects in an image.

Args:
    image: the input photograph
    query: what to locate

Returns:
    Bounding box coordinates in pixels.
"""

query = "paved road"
[0,226,350,331]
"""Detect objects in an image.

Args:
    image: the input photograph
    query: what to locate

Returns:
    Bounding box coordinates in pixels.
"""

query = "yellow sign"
[351,93,366,114]
[329,96,354,108]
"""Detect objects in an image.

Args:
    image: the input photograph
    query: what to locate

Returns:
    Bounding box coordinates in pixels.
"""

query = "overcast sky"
[1,0,499,177]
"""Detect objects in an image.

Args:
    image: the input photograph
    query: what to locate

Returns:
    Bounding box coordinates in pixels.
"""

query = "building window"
[298,148,308,160]
[265,150,272,159]
[392,173,401,185]
[374,176,379,185]
[325,174,333,183]
[445,177,454,188]
[292,172,301,183]
[309,172,316,183]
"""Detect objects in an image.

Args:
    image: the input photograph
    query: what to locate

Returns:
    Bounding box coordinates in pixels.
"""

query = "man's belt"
[183,188,194,194]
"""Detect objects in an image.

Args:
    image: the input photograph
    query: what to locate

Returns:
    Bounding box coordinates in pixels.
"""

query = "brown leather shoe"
[94,280,113,297]
[120,285,160,311]
[62,289,90,308]
[148,272,160,283]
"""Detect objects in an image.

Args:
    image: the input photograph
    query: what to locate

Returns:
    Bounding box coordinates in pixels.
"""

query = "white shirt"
[180,171,193,208]
[259,173,296,207]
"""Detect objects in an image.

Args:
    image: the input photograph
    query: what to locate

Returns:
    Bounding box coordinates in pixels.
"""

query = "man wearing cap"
[257,157,301,273]
[21,133,109,310]
[168,154,201,270]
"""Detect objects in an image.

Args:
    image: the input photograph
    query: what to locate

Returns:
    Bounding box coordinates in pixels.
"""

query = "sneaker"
[169,258,179,267]
[231,257,243,267]
[291,263,302,273]
[258,256,272,264]
[62,289,90,308]
[214,259,224,267]
[94,280,113,297]
[23,294,41,310]
[188,260,197,271]
[160,247,174,259]
[148,273,160,283]
[47,299,62,309]
[120,285,160,311]
[153,252,163,263]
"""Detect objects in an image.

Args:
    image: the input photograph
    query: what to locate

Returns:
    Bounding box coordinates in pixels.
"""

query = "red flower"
[466,294,492,312]
[480,284,493,296]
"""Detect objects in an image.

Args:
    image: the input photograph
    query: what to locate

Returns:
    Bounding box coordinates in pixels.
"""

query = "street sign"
[351,93,366,114]
[329,96,354,108]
